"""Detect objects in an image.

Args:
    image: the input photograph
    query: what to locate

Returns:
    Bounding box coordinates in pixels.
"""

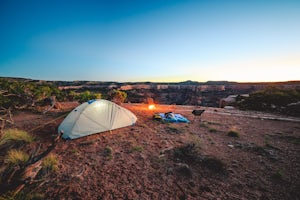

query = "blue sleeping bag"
[156,112,190,123]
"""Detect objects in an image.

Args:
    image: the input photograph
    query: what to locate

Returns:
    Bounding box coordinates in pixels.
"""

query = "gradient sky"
[1,0,300,82]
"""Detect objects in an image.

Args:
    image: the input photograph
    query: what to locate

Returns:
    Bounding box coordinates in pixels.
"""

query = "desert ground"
[2,102,300,200]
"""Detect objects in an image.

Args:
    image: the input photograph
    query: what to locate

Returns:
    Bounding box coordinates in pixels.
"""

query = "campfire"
[148,104,156,110]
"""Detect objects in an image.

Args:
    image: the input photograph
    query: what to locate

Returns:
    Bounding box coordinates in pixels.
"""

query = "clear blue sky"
[1,0,299,82]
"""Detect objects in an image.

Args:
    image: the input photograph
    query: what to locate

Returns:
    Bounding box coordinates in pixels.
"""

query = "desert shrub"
[166,125,184,134]
[79,140,95,146]
[70,148,79,155]
[209,128,217,133]
[131,146,143,152]
[66,90,78,101]
[0,79,63,110]
[0,129,34,146]
[251,146,267,155]
[174,135,201,161]
[104,146,113,160]
[42,153,58,172]
[5,149,29,166]
[201,156,226,173]
[108,89,127,104]
[237,87,300,114]
[104,146,113,155]
[207,121,221,125]
[24,193,45,200]
[227,130,240,138]
[282,135,300,145]
[187,134,202,152]
[75,90,102,103]
[200,122,209,128]
[271,171,284,182]
[174,144,195,159]
[282,102,300,117]
[0,191,45,200]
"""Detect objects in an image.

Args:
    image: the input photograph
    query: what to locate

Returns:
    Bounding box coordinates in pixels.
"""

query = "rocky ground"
[2,103,300,200]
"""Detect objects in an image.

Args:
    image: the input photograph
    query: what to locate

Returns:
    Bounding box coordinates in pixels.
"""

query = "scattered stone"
[166,167,173,175]
[227,168,235,174]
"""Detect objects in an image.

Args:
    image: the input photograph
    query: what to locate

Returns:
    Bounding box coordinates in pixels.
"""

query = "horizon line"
[1,76,300,84]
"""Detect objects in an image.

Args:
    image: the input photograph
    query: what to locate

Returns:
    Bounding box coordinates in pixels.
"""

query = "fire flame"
[148,104,155,110]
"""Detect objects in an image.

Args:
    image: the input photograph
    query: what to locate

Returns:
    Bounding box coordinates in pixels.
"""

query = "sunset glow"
[0,0,299,82]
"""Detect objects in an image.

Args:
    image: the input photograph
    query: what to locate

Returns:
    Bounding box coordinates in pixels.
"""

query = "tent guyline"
[28,113,68,133]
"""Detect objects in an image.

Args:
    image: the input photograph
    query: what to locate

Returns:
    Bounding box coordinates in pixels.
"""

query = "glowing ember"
[148,104,155,110]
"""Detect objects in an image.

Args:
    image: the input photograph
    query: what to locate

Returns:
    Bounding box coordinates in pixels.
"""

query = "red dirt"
[3,103,300,199]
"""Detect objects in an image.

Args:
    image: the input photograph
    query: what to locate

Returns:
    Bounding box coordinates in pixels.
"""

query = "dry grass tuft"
[227,126,240,138]
[0,129,34,146]
[42,153,59,172]
[5,149,29,166]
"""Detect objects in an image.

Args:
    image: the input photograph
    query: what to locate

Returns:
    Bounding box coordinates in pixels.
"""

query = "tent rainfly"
[58,99,137,139]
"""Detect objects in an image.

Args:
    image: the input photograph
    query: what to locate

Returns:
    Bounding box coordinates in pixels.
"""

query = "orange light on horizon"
[148,104,156,110]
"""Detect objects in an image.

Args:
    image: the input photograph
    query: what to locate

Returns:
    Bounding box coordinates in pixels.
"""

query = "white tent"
[58,99,137,139]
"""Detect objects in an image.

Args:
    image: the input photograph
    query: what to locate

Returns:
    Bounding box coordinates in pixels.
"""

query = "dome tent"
[58,99,137,140]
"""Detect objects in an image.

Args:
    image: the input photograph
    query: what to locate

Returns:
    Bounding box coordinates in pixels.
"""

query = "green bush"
[0,79,63,109]
[75,90,102,103]
[238,87,300,114]
[109,89,127,104]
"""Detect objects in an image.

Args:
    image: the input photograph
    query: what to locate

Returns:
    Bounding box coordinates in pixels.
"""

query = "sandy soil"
[4,103,300,200]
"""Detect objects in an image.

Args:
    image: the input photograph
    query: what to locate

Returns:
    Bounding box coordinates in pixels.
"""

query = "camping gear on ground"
[192,109,205,116]
[153,112,190,123]
[192,109,205,122]
[58,99,137,140]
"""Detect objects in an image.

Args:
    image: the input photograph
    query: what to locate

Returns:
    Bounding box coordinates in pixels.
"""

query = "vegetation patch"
[207,121,222,126]
[104,146,113,160]
[0,129,34,146]
[281,135,300,145]
[70,148,79,154]
[108,89,127,104]
[174,135,201,162]
[104,146,113,155]
[271,171,284,183]
[187,134,202,152]
[237,87,300,116]
[74,90,101,103]
[131,146,143,152]
[201,156,226,174]
[200,121,209,128]
[79,140,95,146]
[0,191,45,200]
[266,134,300,145]
[42,153,59,172]
[5,149,29,166]
[209,128,217,133]
[227,130,240,138]
[166,125,184,134]
[252,146,268,155]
